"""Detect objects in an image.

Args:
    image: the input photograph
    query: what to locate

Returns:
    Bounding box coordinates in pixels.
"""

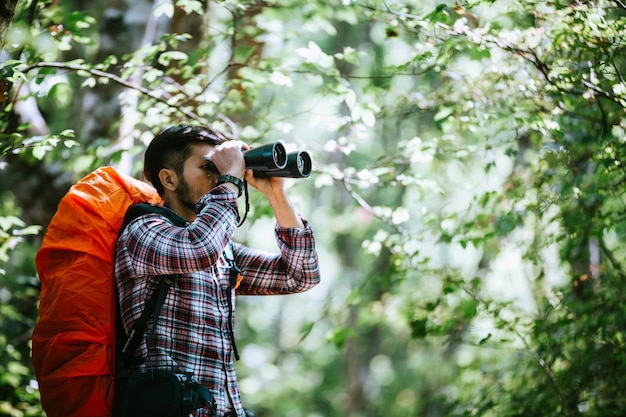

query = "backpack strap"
[120,277,173,366]
[122,203,188,229]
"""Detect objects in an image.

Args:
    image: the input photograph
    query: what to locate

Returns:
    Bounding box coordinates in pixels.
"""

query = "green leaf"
[0,216,25,231]
[459,298,478,319]
[158,51,188,66]
[434,107,453,122]
[410,318,428,338]
[328,327,356,349]
[478,333,492,345]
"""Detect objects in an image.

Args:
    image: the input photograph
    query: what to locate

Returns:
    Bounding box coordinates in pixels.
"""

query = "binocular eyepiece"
[243,142,312,178]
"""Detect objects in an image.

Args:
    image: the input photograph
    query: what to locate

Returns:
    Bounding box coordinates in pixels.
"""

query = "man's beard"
[176,177,198,212]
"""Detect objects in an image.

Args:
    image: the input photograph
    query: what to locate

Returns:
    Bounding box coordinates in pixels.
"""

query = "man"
[114,124,321,416]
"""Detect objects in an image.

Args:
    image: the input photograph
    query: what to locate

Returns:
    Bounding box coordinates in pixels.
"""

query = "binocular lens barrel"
[270,150,311,178]
[245,142,313,178]
[243,142,288,171]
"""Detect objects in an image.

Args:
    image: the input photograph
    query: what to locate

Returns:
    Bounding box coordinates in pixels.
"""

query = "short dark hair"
[144,124,227,196]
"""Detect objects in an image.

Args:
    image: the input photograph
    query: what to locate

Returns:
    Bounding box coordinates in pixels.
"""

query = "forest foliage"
[2,0,626,416]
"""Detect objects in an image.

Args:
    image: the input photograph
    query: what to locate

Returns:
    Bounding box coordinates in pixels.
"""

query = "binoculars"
[243,142,312,178]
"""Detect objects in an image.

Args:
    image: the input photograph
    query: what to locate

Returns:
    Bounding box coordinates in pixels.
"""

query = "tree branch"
[335,173,410,239]
[612,0,626,11]
[25,61,235,139]
[461,283,569,411]
[510,324,569,411]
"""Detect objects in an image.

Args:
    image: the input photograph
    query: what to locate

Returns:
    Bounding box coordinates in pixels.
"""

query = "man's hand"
[244,171,285,197]
[245,171,304,229]
[211,140,247,179]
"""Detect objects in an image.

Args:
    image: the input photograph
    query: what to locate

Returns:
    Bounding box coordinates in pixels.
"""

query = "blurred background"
[2,0,626,416]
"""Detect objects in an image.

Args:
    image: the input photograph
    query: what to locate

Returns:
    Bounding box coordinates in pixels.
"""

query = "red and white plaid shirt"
[114,184,320,416]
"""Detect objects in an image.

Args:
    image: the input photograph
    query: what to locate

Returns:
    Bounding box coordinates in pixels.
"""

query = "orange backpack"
[32,166,161,417]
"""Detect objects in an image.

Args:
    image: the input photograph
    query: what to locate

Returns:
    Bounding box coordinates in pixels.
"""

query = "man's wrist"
[217,174,244,197]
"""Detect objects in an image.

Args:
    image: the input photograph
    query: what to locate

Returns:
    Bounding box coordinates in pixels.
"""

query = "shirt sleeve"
[233,219,321,295]
[118,186,240,277]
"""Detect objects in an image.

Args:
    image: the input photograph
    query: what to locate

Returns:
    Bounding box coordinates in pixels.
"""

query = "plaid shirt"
[114,185,320,416]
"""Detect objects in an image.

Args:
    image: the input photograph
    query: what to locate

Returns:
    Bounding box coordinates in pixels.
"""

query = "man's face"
[176,143,220,210]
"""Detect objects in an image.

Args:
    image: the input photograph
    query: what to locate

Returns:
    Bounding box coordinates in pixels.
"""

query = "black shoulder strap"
[120,278,173,366]
[122,202,188,230]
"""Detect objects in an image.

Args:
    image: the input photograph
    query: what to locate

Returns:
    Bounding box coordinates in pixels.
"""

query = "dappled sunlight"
[3,0,626,415]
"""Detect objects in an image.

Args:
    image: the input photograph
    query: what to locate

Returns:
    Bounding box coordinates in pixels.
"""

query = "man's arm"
[266,188,305,229]
[244,171,304,229]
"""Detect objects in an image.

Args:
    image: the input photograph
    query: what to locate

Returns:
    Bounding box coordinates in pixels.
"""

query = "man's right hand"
[211,140,247,179]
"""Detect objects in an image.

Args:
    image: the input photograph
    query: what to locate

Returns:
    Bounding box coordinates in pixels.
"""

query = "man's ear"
[158,168,178,192]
